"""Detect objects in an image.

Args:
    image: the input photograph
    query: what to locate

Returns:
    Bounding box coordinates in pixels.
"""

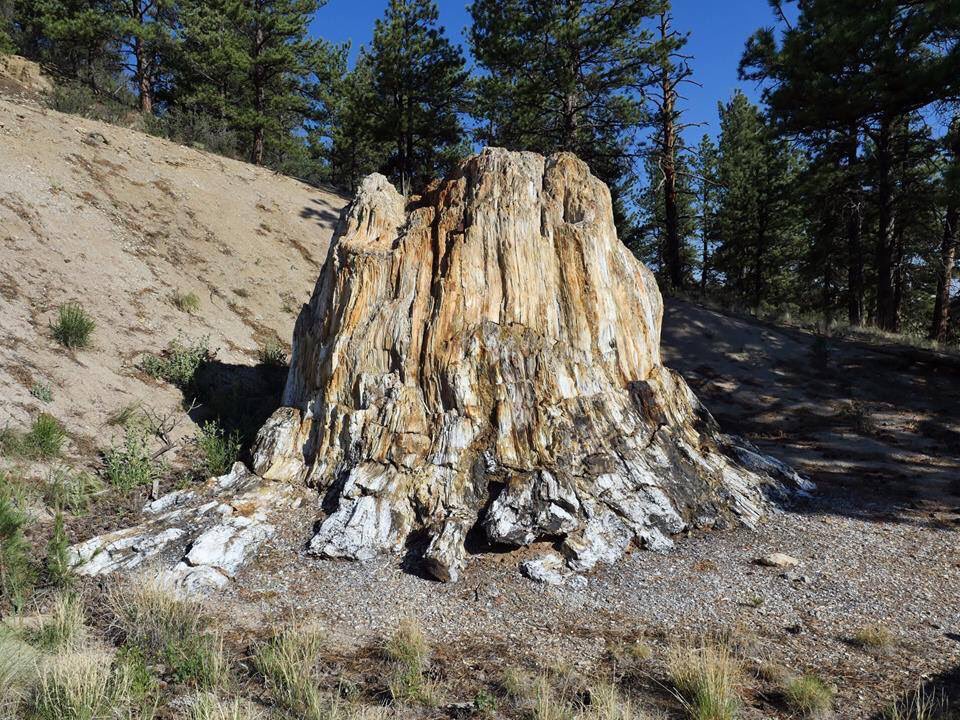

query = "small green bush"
[31,382,54,403]
[52,302,96,349]
[194,422,241,478]
[45,513,72,588]
[103,429,160,492]
[21,414,67,459]
[45,466,103,513]
[257,340,287,367]
[0,474,34,609]
[172,290,201,314]
[141,336,212,389]
[783,674,834,718]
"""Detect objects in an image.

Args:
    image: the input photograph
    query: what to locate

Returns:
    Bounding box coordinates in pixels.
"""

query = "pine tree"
[930,117,960,342]
[714,91,803,311]
[175,0,344,166]
[690,134,719,295]
[326,55,391,192]
[30,0,121,85]
[114,0,177,114]
[363,0,469,195]
[648,9,695,291]
[741,0,960,330]
[469,0,663,231]
[45,512,72,587]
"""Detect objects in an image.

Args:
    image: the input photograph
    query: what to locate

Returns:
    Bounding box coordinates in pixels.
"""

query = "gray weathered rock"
[69,463,300,593]
[250,148,811,582]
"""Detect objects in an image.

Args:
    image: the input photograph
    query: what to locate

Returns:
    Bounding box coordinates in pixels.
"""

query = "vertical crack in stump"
[251,148,812,582]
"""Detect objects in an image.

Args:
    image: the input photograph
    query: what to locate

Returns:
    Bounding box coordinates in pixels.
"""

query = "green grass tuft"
[0,472,34,609]
[45,466,103,513]
[254,626,333,720]
[51,302,96,349]
[384,619,436,706]
[782,674,835,718]
[257,340,287,367]
[141,336,213,389]
[33,592,86,651]
[668,642,743,720]
[194,421,241,478]
[171,290,201,314]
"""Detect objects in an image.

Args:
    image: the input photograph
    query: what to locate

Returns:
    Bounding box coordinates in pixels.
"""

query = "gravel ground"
[212,301,960,718]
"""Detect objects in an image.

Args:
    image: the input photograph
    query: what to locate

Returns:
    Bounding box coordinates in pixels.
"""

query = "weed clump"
[172,290,201,314]
[51,302,96,349]
[31,381,54,403]
[782,674,835,718]
[141,335,212,389]
[384,619,436,705]
[667,642,743,720]
[257,340,287,367]
[103,429,161,492]
[194,421,241,478]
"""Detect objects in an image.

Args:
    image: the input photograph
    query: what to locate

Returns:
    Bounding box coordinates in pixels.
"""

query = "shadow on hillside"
[185,359,288,458]
[300,198,341,228]
[662,299,960,526]
[869,659,960,718]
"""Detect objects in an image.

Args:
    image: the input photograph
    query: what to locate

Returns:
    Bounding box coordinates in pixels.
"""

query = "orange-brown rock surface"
[252,148,810,582]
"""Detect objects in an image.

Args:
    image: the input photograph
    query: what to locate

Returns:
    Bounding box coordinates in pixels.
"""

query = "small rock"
[82,131,108,146]
[520,553,568,585]
[780,571,811,583]
[757,552,799,569]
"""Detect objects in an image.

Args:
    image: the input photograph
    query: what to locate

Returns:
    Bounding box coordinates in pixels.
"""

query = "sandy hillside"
[0,95,348,462]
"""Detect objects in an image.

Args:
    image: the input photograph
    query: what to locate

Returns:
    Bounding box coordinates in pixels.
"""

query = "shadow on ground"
[662,299,960,527]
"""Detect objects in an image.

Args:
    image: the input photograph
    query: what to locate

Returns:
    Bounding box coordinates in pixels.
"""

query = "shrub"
[47,79,133,124]
[0,475,34,609]
[384,619,436,705]
[172,290,201,314]
[33,592,86,651]
[23,413,67,459]
[103,429,160,492]
[45,466,103,513]
[194,422,241,478]
[257,340,288,367]
[852,624,893,651]
[52,302,96,349]
[667,643,743,720]
[31,382,54,403]
[141,335,212,389]
[783,674,834,718]
[45,513,73,588]
[143,108,240,157]
[254,627,333,720]
[108,581,225,690]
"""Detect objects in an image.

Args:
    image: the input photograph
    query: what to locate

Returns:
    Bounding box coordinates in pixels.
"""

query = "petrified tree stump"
[252,148,809,582]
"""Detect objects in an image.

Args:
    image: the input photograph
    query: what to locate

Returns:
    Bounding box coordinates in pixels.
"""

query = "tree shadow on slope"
[869,659,960,719]
[184,359,288,461]
[661,299,960,525]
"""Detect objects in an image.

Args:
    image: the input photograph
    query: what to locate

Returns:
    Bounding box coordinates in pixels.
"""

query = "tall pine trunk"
[930,121,960,342]
[844,132,863,326]
[661,70,681,291]
[875,117,898,331]
[930,203,958,342]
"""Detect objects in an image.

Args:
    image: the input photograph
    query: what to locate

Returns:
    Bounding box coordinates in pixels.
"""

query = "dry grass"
[383,619,438,706]
[32,650,117,720]
[851,624,894,651]
[253,625,337,720]
[1,626,40,717]
[667,643,743,720]
[884,687,953,720]
[108,580,225,690]
[171,290,201,314]
[33,592,87,651]
[189,692,262,720]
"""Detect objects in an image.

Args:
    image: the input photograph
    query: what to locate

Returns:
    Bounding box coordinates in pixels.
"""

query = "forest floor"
[1,85,958,719]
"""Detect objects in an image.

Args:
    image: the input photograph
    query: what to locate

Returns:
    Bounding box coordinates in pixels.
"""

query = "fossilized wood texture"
[69,463,301,593]
[253,148,811,582]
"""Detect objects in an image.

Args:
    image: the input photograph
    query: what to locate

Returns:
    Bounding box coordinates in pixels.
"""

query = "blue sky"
[309,0,784,143]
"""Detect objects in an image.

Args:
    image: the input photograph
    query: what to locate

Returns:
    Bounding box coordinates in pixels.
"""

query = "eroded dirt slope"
[0,96,348,460]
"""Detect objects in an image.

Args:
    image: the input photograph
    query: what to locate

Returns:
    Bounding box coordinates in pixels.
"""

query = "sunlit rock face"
[252,148,809,582]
